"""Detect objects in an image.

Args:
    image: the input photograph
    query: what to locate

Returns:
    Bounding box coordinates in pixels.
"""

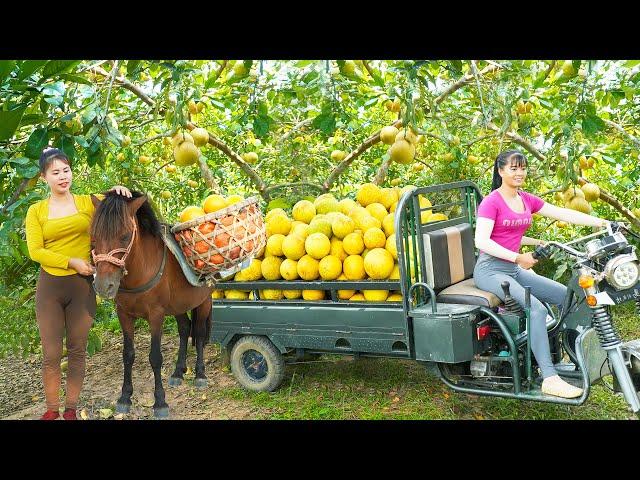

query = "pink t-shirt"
[477,189,545,254]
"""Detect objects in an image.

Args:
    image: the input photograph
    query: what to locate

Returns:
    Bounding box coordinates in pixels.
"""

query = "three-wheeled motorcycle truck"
[210,181,640,414]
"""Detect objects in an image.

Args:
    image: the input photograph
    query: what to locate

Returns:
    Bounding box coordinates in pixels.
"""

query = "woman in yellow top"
[25,148,131,420]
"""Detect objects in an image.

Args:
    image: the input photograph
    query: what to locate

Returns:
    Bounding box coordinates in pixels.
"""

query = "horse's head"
[90,192,148,299]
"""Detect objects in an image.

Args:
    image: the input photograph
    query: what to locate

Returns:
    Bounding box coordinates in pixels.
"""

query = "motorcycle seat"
[421,222,501,308]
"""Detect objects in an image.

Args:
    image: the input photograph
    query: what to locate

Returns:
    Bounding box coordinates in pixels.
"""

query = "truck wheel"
[230,336,285,392]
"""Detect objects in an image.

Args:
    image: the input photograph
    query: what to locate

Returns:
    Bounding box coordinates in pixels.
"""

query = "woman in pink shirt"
[474,149,610,399]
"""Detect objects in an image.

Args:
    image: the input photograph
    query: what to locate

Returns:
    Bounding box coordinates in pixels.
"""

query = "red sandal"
[62,408,77,420]
[40,410,60,420]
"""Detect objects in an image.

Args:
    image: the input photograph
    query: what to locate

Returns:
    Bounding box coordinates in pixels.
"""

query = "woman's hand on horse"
[109,185,132,198]
[69,257,95,276]
[516,252,537,270]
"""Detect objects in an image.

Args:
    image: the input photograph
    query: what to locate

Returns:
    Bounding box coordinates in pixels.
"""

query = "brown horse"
[90,191,214,418]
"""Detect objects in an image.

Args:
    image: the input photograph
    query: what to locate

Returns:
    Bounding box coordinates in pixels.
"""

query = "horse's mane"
[91,190,161,239]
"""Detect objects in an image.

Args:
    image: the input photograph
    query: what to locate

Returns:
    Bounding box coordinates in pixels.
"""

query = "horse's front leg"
[116,309,135,414]
[149,315,169,418]
[169,313,190,386]
[194,300,212,388]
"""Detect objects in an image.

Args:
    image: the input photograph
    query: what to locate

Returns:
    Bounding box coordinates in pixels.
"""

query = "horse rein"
[91,218,168,294]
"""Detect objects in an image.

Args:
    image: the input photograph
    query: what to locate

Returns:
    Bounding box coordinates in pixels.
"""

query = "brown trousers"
[35,269,96,411]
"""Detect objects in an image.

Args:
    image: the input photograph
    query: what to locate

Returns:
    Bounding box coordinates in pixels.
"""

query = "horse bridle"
[91,218,168,294]
[91,218,137,276]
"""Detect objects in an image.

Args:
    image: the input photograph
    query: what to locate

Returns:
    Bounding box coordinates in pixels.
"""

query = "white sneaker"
[541,375,583,399]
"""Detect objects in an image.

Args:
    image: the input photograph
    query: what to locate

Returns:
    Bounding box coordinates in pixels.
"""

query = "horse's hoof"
[168,376,183,387]
[116,402,131,414]
[194,377,208,389]
[153,406,170,419]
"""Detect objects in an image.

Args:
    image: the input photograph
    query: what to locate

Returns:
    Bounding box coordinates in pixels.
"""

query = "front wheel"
[230,336,285,392]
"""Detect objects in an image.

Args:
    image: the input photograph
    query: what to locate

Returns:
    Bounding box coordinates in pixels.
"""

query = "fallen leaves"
[98,408,113,419]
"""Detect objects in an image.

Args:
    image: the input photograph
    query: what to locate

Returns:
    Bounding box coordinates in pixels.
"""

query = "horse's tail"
[190,308,196,347]
[204,298,212,346]
[190,299,212,347]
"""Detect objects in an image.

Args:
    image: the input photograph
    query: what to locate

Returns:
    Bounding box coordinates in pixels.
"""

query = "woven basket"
[171,197,266,278]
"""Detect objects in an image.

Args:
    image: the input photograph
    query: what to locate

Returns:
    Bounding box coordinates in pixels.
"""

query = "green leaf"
[8,157,31,166]
[43,96,64,107]
[253,115,271,138]
[57,73,93,86]
[39,60,81,82]
[553,263,568,280]
[582,114,605,136]
[312,112,336,135]
[624,60,640,68]
[87,145,104,167]
[20,114,46,126]
[58,135,76,161]
[127,60,141,75]
[0,107,26,141]
[16,60,46,81]
[0,60,16,84]
[25,128,49,159]
[16,161,40,179]
[295,60,313,68]
[267,198,292,211]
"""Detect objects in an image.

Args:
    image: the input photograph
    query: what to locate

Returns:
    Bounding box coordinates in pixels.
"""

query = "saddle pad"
[160,224,251,288]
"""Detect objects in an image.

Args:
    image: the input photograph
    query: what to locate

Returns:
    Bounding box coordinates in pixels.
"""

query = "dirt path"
[2,331,263,420]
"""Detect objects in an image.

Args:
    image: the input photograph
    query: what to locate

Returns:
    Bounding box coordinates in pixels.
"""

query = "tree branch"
[263,182,325,196]
[322,119,403,191]
[198,155,221,194]
[185,122,268,196]
[577,177,640,229]
[540,60,556,84]
[133,130,174,147]
[470,60,487,123]
[277,118,313,144]
[435,63,501,104]
[89,65,155,107]
[373,156,394,186]
[0,178,30,215]
[604,118,640,149]
[361,60,379,82]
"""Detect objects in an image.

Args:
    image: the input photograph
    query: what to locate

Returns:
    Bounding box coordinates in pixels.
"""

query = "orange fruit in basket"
[203,194,227,214]
[194,259,205,270]
[220,215,234,227]
[198,222,215,235]
[174,233,181,242]
[214,232,231,248]
[211,254,224,264]
[245,240,254,251]
[233,226,246,241]
[238,211,247,220]
[180,206,206,223]
[229,246,241,259]
[182,246,193,257]
[248,223,257,234]
[182,230,192,242]
[194,241,209,254]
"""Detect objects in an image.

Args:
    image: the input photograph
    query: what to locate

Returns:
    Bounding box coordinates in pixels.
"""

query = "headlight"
[604,254,639,290]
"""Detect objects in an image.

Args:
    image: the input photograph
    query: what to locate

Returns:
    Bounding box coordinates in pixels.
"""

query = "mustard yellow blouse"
[25,194,102,276]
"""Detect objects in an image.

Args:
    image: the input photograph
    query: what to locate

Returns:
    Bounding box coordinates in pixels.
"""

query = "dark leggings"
[35,269,96,411]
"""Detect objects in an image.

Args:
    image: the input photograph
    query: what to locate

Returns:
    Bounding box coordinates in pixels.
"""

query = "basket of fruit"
[171,194,266,278]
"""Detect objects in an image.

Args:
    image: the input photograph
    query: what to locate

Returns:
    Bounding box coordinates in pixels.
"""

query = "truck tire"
[230,336,285,392]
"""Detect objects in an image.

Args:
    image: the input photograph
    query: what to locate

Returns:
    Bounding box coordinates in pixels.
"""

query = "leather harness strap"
[117,242,167,294]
